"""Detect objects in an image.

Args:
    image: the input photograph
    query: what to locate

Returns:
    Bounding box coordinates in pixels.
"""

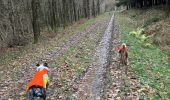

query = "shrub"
[129,28,144,37]
[143,16,160,27]
[129,28,147,43]
[153,32,170,52]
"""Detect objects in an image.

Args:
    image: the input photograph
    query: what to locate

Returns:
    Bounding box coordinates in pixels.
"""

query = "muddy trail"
[71,14,115,100]
[0,13,111,99]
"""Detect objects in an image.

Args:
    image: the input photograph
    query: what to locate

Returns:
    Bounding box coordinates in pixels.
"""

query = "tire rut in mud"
[47,18,109,99]
[72,14,115,100]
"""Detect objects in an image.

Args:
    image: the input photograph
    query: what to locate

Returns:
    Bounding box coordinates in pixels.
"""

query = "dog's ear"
[43,63,48,67]
[36,64,40,67]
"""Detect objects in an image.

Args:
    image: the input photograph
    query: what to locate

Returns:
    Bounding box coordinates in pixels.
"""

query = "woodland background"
[0,0,114,47]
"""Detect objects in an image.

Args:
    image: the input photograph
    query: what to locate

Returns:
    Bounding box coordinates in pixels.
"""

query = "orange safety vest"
[27,66,49,91]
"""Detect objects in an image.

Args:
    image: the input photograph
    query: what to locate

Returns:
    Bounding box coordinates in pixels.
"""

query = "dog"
[26,63,49,100]
[117,43,128,66]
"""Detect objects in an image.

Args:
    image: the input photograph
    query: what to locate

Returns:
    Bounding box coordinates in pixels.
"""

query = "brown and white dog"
[117,43,128,65]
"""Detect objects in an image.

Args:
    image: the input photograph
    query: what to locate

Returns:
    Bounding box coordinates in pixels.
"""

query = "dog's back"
[118,43,128,65]
[26,85,46,100]
[26,63,49,100]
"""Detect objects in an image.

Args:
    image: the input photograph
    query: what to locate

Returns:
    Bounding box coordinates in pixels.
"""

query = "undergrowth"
[121,7,170,53]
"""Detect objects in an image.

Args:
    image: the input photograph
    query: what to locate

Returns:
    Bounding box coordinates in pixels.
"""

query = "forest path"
[47,13,112,99]
[71,14,115,100]
[0,12,112,99]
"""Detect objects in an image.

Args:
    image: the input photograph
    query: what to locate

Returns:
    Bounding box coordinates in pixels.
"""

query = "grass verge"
[117,12,170,99]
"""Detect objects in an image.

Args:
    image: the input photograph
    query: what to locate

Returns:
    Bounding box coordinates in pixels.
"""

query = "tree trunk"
[165,0,170,16]
[97,0,100,15]
[83,0,87,18]
[87,0,90,18]
[31,0,40,43]
[73,0,77,21]
[92,0,96,17]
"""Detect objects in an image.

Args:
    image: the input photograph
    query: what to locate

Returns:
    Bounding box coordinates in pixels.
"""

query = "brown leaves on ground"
[138,86,156,100]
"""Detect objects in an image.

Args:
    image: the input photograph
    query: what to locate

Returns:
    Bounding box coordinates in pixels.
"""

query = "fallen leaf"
[115,96,121,100]
[19,91,25,96]
[156,72,160,79]
[160,83,164,89]
[137,88,146,93]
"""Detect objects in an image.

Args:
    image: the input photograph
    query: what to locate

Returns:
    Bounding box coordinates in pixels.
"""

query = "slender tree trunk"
[97,0,100,15]
[165,0,170,16]
[92,0,96,17]
[31,0,40,43]
[83,0,87,18]
[166,0,168,6]
[87,0,90,18]
[73,0,77,21]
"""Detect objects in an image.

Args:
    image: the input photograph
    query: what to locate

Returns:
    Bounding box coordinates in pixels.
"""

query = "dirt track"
[0,13,111,99]
[0,13,141,100]
[71,14,115,100]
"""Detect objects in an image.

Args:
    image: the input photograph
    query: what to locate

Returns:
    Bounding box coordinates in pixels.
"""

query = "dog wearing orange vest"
[117,43,128,66]
[26,63,49,100]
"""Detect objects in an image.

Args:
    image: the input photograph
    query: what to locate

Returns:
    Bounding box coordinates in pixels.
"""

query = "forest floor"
[0,8,170,100]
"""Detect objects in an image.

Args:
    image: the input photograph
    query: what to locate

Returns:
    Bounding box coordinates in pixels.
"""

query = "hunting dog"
[117,43,128,66]
[26,63,49,100]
